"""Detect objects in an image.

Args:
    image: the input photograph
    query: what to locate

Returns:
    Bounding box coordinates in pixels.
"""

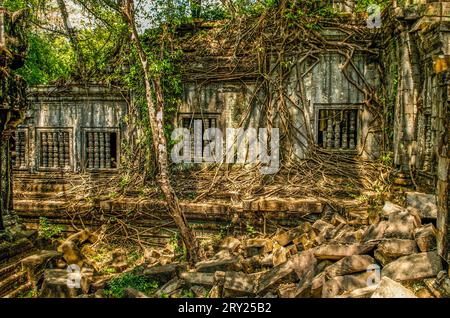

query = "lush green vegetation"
[103,272,159,298]
[38,217,65,239]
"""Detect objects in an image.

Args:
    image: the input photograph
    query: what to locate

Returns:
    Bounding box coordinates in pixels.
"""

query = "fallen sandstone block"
[362,221,388,243]
[124,287,149,298]
[179,272,215,287]
[322,272,372,298]
[383,210,421,240]
[39,268,93,298]
[223,271,255,297]
[382,201,405,217]
[325,255,376,277]
[255,256,299,295]
[143,264,182,282]
[374,239,418,265]
[381,251,443,281]
[405,192,437,219]
[414,224,437,252]
[195,256,240,273]
[371,277,417,298]
[313,243,376,260]
[336,285,378,298]
[220,237,241,253]
[156,277,185,297]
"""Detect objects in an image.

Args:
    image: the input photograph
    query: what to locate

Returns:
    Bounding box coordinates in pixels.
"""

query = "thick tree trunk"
[121,0,202,265]
[56,0,85,78]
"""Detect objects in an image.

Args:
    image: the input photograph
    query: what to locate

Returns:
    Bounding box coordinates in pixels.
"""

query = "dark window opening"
[181,116,218,157]
[317,109,358,150]
[39,130,71,169]
[85,131,118,169]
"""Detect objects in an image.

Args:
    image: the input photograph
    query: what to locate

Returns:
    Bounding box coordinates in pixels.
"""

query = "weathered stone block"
[382,201,405,217]
[414,224,437,252]
[223,271,255,297]
[325,255,376,277]
[195,256,240,273]
[179,272,215,287]
[406,192,437,219]
[374,239,418,265]
[322,272,372,298]
[313,243,376,260]
[371,277,416,298]
[381,251,443,281]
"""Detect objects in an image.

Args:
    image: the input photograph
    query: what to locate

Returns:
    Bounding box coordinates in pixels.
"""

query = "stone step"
[0,239,37,268]
[14,199,94,212]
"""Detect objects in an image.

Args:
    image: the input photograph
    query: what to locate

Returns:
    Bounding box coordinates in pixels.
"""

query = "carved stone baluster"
[334,110,341,149]
[20,132,25,167]
[349,110,356,150]
[48,133,54,167]
[99,132,105,169]
[87,132,93,169]
[327,112,333,149]
[64,132,69,167]
[58,132,64,168]
[105,133,111,169]
[341,111,348,149]
[41,133,48,168]
[53,132,58,167]
[94,132,99,168]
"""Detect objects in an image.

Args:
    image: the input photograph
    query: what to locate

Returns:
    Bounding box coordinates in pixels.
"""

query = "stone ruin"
[0,1,449,298]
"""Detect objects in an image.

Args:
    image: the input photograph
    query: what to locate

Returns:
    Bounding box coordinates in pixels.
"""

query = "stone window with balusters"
[316,106,359,151]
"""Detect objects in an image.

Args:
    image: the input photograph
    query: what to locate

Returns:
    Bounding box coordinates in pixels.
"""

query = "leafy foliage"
[38,217,65,239]
[104,272,159,298]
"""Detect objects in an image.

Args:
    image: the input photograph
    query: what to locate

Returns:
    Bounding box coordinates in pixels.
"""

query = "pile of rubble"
[130,192,449,298]
[17,191,450,298]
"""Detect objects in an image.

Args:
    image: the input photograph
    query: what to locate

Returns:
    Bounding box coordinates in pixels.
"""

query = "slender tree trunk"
[56,0,86,78]
[121,0,202,265]
[0,1,5,49]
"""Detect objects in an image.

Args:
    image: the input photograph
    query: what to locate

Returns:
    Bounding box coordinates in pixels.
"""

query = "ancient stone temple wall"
[379,1,450,264]
[9,2,450,266]
[18,85,129,173]
[179,42,381,161]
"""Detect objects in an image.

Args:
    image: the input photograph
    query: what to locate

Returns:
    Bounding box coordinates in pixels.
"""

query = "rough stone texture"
[313,243,376,260]
[371,277,417,298]
[220,237,241,252]
[124,287,149,298]
[322,272,372,298]
[337,285,378,298]
[325,255,375,277]
[362,221,389,242]
[39,268,93,298]
[223,271,255,297]
[179,272,215,287]
[195,256,240,273]
[143,264,181,282]
[423,271,450,298]
[374,239,418,265]
[406,192,437,219]
[382,202,405,217]
[384,210,421,240]
[414,224,437,252]
[381,252,443,282]
[255,255,300,295]
[157,277,185,297]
